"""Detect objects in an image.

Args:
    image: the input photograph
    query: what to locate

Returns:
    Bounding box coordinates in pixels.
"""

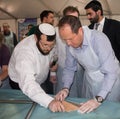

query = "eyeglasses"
[40,41,54,49]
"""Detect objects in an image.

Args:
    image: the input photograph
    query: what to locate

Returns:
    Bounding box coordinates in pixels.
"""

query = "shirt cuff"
[97,90,109,99]
[33,93,54,108]
[63,83,71,90]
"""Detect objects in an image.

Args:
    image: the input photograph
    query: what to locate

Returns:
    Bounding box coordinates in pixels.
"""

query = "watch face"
[96,96,104,103]
[98,97,103,102]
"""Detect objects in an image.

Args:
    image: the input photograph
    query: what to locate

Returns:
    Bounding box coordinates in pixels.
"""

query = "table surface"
[0,89,120,119]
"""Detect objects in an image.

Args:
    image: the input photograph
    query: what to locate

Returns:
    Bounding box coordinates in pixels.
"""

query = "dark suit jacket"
[89,18,120,61]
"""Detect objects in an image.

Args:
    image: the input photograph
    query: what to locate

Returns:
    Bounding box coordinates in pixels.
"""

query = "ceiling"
[0,0,120,20]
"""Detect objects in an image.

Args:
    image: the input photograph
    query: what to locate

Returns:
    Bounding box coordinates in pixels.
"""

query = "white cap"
[39,23,55,36]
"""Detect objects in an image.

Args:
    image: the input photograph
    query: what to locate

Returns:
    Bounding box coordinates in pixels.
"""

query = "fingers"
[55,92,63,101]
[86,108,94,113]
[55,93,64,101]
[78,104,93,114]
[49,100,65,112]
[51,104,64,112]
[56,103,65,112]
[55,88,69,101]
[59,92,65,101]
[78,107,94,114]
[55,93,65,101]
[78,99,101,114]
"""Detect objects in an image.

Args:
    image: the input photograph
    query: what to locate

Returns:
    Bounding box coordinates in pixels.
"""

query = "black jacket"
[89,18,120,61]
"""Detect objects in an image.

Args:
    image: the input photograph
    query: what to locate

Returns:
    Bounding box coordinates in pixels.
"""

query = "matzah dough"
[62,101,79,112]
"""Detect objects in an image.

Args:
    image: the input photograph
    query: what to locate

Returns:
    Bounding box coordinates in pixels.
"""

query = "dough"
[62,101,79,112]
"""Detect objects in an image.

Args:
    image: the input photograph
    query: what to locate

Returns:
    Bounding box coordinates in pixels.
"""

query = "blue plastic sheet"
[0,89,120,119]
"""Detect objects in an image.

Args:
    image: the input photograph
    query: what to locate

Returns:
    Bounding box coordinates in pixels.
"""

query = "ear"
[97,10,101,16]
[78,27,82,34]
[43,17,47,22]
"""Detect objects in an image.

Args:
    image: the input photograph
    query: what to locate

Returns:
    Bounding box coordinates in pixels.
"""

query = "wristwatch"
[95,96,104,103]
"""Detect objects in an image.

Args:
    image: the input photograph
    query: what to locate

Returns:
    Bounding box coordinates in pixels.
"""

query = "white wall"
[80,16,90,26]
[111,15,120,21]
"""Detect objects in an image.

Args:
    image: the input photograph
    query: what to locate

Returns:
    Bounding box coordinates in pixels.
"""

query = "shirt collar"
[100,17,105,26]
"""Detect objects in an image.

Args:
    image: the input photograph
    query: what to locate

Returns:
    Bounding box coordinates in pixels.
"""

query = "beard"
[36,41,50,55]
[89,14,99,24]
[4,31,10,36]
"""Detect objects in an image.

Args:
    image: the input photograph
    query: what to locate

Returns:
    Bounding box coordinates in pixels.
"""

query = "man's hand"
[48,100,65,112]
[55,88,69,101]
[50,75,57,84]
[50,64,58,72]
[78,99,101,114]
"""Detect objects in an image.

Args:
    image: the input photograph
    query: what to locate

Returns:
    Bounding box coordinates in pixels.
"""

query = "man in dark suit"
[84,0,120,61]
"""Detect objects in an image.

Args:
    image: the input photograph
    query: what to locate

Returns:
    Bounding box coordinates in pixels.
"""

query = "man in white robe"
[8,23,65,112]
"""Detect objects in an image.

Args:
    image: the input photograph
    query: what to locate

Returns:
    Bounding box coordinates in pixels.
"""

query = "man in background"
[2,23,18,54]
[84,0,120,61]
[0,33,11,88]
[52,6,84,97]
[25,24,34,37]
[28,10,54,35]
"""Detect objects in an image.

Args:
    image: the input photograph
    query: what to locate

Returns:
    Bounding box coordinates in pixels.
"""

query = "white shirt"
[94,17,105,32]
[8,35,54,108]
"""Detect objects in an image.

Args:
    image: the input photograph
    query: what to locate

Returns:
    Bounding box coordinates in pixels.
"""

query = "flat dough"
[62,101,79,112]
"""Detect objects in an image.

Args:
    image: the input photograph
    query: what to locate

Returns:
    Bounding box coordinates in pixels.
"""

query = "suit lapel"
[103,18,109,34]
[88,23,94,29]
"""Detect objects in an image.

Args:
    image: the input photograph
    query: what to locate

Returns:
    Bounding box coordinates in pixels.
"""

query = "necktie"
[95,23,100,30]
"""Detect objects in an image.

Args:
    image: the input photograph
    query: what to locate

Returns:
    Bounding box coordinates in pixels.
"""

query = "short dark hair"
[40,10,54,22]
[28,24,34,27]
[58,15,82,34]
[84,0,103,16]
[63,6,80,16]
[34,25,56,42]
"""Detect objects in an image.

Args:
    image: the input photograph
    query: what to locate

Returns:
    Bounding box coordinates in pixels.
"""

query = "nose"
[46,47,51,51]
[87,15,91,20]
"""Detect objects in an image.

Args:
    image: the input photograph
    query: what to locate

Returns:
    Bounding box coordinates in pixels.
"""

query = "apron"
[4,31,14,54]
[70,27,120,101]
[55,27,84,97]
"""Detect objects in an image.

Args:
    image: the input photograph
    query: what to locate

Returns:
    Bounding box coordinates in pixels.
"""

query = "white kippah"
[39,23,55,36]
